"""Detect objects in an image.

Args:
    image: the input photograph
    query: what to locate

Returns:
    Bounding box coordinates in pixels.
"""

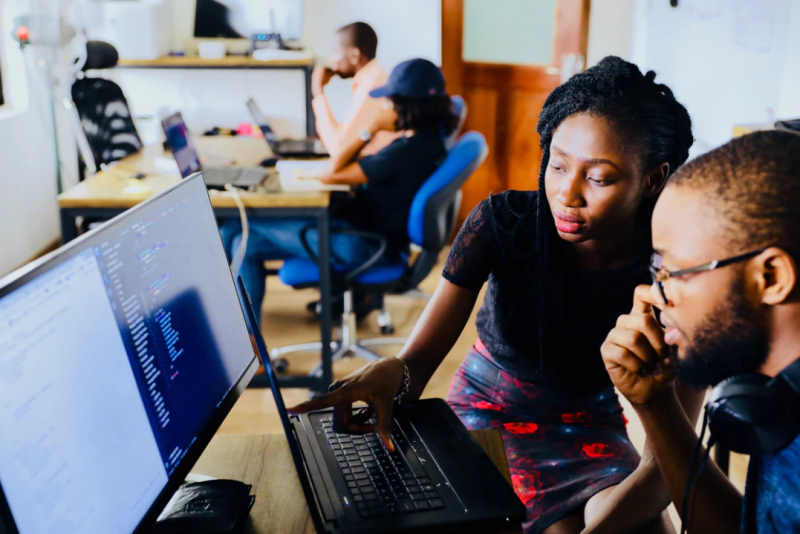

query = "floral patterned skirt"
[446,340,640,534]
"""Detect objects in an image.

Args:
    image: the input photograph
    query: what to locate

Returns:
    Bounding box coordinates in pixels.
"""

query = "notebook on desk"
[275,159,350,192]
[236,278,526,534]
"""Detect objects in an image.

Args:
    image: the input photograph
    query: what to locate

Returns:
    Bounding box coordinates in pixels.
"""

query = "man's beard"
[671,279,768,387]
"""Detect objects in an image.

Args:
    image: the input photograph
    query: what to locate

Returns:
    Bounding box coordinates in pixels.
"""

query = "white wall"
[586,0,635,67]
[117,0,441,141]
[775,0,800,120]
[0,0,62,276]
[629,0,797,156]
[586,0,798,157]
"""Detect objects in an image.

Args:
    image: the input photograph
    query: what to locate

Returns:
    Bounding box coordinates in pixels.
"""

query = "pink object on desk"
[236,123,263,138]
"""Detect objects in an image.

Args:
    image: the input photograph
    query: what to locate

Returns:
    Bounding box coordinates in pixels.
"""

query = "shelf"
[118,56,313,69]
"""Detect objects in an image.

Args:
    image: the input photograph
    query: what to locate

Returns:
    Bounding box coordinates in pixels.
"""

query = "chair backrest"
[408,131,487,251]
[400,131,486,289]
[71,77,142,167]
[82,40,119,71]
[444,95,468,149]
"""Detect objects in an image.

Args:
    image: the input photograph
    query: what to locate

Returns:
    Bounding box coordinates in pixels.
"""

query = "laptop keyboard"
[321,417,445,518]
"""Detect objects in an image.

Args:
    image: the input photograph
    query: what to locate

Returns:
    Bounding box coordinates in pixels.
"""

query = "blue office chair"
[445,95,468,149]
[271,132,488,373]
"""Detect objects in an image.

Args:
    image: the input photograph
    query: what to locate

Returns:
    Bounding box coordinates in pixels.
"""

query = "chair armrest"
[298,224,389,282]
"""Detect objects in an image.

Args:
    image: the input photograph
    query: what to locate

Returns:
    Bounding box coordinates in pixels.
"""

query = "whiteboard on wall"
[631,0,798,156]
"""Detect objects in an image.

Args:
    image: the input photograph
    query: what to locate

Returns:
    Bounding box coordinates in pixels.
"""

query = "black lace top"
[443,190,650,394]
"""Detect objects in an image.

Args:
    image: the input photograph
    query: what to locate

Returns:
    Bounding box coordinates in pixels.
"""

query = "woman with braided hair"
[290,56,702,533]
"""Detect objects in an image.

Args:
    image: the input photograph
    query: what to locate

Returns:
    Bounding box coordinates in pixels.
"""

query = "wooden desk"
[191,430,522,534]
[117,56,315,137]
[58,137,329,214]
[58,137,335,393]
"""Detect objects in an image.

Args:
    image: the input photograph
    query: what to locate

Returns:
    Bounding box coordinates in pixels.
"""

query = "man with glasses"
[601,130,800,533]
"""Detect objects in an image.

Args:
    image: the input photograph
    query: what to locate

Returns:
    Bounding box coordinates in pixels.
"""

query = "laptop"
[247,97,328,158]
[0,175,259,533]
[237,279,526,533]
[161,111,266,189]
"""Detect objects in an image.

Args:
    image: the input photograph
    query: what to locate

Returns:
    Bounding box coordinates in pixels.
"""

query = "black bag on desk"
[775,118,800,134]
[153,479,254,534]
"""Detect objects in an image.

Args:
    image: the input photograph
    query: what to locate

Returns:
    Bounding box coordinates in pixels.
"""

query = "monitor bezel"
[0,175,259,534]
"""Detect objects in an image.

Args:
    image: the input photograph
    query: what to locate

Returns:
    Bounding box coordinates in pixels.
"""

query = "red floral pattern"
[582,442,615,459]
[504,422,540,435]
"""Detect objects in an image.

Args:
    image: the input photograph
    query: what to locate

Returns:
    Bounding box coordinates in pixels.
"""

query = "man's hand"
[601,284,676,406]
[312,65,336,97]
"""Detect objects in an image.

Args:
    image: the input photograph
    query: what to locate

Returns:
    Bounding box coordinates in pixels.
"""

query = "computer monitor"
[194,0,304,41]
[161,112,202,178]
[0,175,258,534]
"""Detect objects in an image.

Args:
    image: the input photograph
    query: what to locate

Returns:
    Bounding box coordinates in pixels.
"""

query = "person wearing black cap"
[225,58,458,325]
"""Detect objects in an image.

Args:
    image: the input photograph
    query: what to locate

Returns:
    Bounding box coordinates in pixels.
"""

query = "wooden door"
[442,0,590,223]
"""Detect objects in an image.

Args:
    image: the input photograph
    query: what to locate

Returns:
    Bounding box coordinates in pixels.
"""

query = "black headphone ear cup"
[707,373,800,455]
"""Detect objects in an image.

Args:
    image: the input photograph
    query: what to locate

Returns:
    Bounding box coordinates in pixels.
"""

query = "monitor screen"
[0,176,257,533]
[194,0,304,40]
[162,112,202,178]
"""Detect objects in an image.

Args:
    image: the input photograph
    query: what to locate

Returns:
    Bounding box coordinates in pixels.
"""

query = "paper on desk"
[275,160,349,192]
[121,179,152,196]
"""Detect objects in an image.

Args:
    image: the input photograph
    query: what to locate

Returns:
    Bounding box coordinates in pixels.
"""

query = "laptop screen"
[0,176,256,533]
[245,98,278,147]
[162,112,203,178]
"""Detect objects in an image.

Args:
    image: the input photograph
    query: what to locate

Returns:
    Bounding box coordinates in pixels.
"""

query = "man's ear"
[753,247,798,305]
[346,46,362,66]
[644,162,671,197]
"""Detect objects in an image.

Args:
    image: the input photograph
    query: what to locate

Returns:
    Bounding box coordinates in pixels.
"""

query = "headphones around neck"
[679,357,800,533]
[705,356,800,455]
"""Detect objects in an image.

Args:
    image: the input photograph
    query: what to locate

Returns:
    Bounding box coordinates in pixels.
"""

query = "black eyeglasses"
[649,248,766,305]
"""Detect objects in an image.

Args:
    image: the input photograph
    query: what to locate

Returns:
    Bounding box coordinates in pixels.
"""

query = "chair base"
[271,337,407,377]
[271,289,406,377]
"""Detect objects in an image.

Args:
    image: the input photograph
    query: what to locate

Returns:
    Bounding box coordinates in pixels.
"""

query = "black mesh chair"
[71,41,142,171]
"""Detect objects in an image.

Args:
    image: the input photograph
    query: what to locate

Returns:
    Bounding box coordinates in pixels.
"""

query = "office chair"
[71,41,142,172]
[445,95,468,149]
[271,132,488,376]
[302,94,470,321]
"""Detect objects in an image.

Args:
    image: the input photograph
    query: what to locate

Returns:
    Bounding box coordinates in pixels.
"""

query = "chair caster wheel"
[272,358,289,374]
[380,325,395,335]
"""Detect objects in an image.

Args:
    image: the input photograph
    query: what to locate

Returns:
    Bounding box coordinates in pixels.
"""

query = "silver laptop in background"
[246,98,328,158]
[161,112,266,189]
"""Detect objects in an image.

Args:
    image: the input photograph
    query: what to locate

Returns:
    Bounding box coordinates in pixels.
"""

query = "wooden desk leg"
[60,210,79,243]
[316,210,333,392]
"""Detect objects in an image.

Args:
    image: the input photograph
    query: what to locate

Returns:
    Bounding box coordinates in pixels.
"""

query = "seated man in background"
[226,58,458,323]
[312,21,398,159]
[602,130,800,533]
